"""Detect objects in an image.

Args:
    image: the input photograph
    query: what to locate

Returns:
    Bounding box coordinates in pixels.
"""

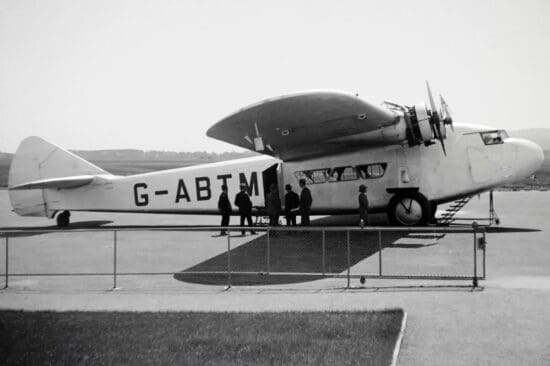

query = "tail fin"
[8,136,109,217]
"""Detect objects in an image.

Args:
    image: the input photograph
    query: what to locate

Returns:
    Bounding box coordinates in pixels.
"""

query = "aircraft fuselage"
[41,124,543,218]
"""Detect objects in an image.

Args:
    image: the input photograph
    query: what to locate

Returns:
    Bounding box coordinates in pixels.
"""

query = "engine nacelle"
[404,103,443,147]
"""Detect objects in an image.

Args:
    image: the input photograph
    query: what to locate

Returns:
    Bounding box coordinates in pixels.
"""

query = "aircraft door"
[262,163,281,207]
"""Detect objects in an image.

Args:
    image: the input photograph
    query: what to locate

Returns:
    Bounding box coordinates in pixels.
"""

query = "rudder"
[8,136,108,217]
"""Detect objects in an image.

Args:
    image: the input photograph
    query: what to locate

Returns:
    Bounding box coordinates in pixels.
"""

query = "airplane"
[7,83,544,227]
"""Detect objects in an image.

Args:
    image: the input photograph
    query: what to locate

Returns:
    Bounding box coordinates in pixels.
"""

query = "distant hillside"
[72,149,257,162]
[0,149,257,187]
[509,128,550,150]
[0,152,13,160]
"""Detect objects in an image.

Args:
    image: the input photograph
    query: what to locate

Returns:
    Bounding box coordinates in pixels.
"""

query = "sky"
[1,0,549,153]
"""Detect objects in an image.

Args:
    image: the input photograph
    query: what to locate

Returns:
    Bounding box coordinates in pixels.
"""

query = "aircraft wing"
[207,91,400,161]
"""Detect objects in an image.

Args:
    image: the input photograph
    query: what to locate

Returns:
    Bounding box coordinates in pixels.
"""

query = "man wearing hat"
[217,184,232,235]
[284,184,300,227]
[234,183,256,235]
[299,178,312,226]
[358,184,369,226]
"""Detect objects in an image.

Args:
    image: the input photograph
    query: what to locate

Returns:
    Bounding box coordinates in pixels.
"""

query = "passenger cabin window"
[294,169,327,184]
[356,163,388,179]
[294,163,387,185]
[327,166,358,182]
[480,130,508,145]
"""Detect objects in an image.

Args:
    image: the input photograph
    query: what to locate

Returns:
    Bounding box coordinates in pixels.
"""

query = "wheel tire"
[56,211,70,228]
[387,192,431,226]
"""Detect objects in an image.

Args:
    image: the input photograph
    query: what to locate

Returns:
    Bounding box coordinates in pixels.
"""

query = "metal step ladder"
[437,196,473,226]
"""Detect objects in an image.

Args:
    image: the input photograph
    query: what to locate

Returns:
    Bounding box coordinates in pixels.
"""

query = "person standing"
[234,183,256,235]
[284,184,299,227]
[217,185,232,235]
[266,183,282,226]
[358,184,369,226]
[299,178,312,226]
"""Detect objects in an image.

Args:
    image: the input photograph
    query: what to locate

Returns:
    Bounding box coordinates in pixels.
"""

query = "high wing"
[207,91,400,161]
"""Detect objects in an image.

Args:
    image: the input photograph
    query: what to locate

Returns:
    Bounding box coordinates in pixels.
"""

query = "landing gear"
[56,210,70,227]
[489,190,500,225]
[429,202,438,224]
[387,192,431,226]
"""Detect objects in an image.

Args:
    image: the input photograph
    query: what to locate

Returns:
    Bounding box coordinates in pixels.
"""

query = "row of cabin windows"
[294,163,388,185]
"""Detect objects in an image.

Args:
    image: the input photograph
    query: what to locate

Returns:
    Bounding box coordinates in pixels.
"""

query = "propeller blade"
[439,94,454,131]
[435,123,447,156]
[426,81,437,112]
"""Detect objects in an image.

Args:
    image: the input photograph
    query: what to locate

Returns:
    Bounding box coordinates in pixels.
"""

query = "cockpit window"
[480,130,508,145]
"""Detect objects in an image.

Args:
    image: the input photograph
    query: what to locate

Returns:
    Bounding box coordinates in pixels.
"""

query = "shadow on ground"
[174,215,541,286]
[0,220,114,238]
[175,215,436,286]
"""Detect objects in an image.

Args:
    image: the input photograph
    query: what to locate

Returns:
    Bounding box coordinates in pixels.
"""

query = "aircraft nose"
[513,138,544,177]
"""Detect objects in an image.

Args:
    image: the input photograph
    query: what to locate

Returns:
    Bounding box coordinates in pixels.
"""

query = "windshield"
[480,130,508,145]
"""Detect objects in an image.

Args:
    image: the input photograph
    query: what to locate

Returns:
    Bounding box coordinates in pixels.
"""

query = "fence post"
[346,230,351,289]
[266,229,270,275]
[322,230,326,276]
[378,230,382,277]
[483,228,487,280]
[473,226,478,287]
[113,230,117,290]
[3,236,7,289]
[227,228,232,289]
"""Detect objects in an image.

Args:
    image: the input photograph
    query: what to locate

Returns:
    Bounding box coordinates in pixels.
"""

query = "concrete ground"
[1,190,549,365]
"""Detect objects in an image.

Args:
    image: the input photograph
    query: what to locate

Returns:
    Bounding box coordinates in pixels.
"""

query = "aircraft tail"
[8,136,109,217]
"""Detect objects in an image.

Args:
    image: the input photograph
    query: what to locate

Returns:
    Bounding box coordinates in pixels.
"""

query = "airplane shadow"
[174,216,542,286]
[173,213,440,286]
[0,220,114,238]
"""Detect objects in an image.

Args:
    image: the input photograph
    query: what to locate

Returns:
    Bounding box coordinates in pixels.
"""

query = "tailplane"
[8,136,109,217]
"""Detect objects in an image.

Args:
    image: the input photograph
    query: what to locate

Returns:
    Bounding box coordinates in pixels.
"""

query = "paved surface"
[1,190,550,365]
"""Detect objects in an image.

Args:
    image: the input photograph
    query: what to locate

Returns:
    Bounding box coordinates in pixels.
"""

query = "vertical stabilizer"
[8,136,108,217]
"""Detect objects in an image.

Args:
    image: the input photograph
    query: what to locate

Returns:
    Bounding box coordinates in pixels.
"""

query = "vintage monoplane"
[8,83,544,227]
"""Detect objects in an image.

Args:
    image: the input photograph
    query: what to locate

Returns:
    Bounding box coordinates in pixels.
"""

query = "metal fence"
[0,225,487,291]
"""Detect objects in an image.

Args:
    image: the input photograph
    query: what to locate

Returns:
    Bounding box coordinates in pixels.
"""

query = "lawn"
[0,310,404,365]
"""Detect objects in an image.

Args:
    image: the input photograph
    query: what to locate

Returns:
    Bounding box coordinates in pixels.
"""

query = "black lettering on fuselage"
[239,172,258,196]
[175,179,190,203]
[217,174,232,188]
[195,177,211,201]
[134,183,149,206]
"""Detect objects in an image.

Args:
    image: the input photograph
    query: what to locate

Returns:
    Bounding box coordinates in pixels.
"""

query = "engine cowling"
[383,82,453,154]
[405,103,435,147]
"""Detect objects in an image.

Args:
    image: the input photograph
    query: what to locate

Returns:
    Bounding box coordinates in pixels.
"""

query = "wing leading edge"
[207,91,399,161]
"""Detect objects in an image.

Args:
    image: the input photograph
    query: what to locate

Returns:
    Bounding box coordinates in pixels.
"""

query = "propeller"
[426,81,447,155]
[439,94,454,131]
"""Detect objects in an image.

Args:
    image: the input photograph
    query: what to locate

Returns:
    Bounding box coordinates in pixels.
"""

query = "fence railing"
[0,225,487,290]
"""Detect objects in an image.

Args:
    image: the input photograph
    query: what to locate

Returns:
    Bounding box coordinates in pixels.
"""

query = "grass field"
[0,310,404,365]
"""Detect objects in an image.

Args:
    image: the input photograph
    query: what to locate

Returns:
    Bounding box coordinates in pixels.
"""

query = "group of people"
[218,179,368,235]
[264,179,312,228]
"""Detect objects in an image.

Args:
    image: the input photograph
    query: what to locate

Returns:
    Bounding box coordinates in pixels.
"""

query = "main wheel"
[56,211,70,228]
[387,192,431,226]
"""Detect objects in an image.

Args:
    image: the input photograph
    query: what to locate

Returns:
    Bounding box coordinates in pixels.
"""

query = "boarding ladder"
[437,196,473,226]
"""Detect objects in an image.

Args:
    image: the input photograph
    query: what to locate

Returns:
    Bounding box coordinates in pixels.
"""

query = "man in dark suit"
[234,183,256,235]
[299,178,312,226]
[266,183,281,227]
[217,184,231,235]
[358,184,369,226]
[284,184,300,227]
